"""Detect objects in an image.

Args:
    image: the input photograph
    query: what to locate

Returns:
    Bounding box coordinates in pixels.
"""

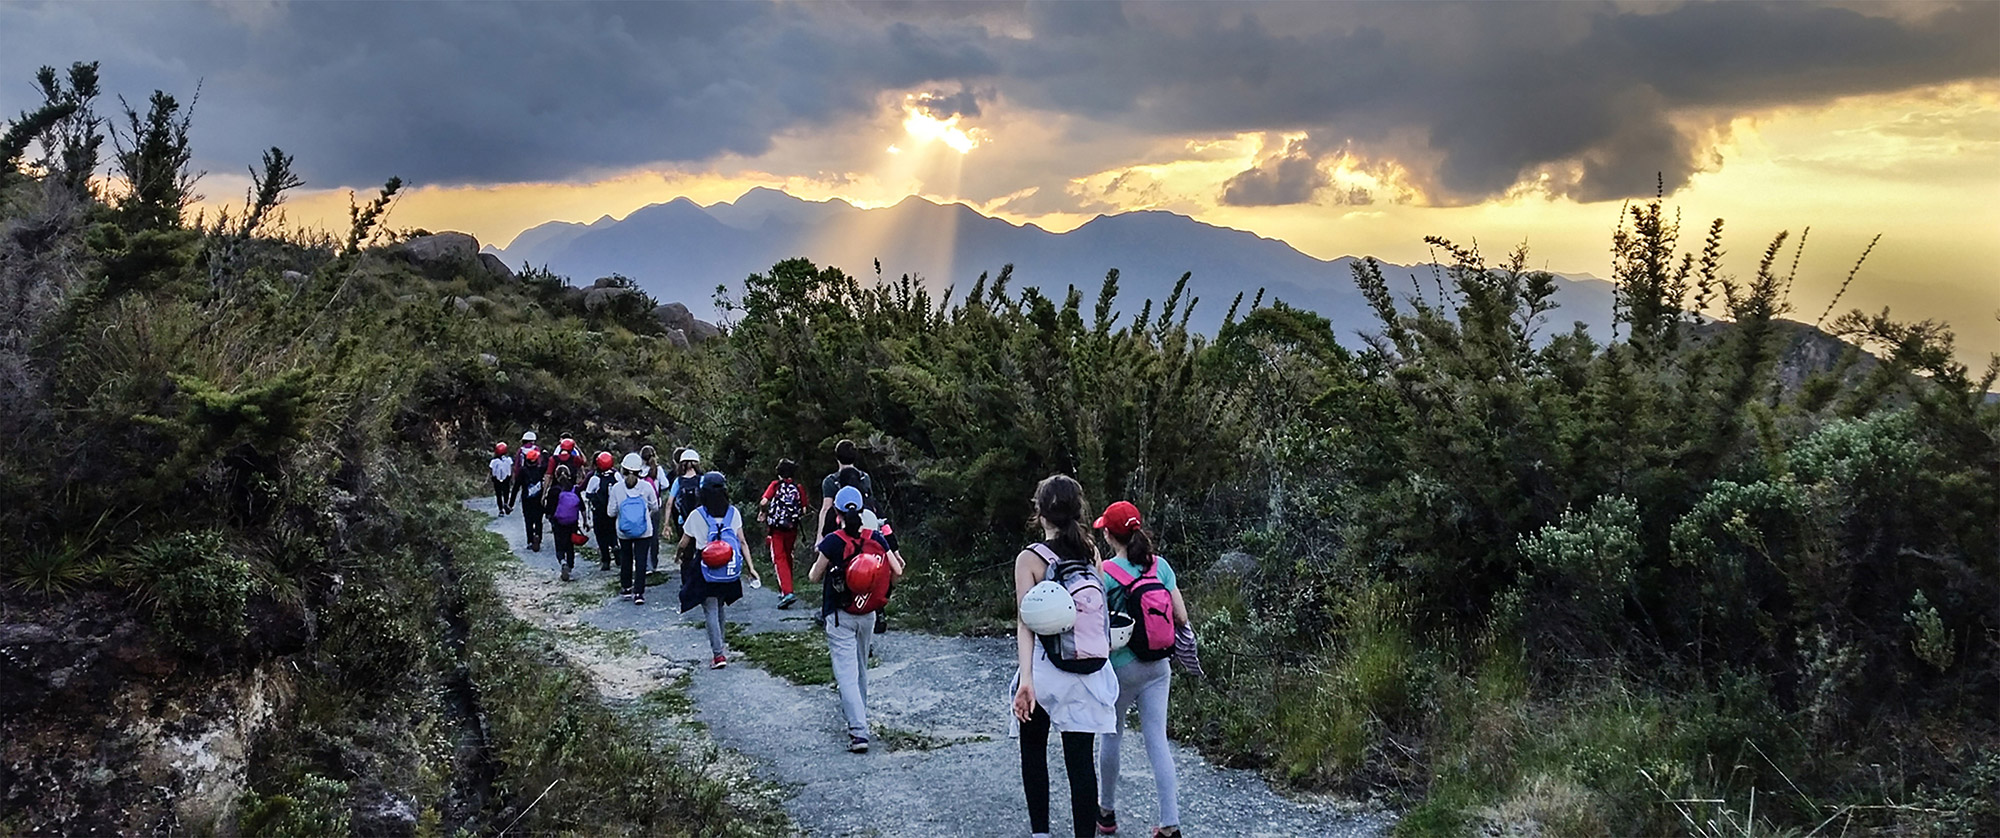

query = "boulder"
[397,232,480,265]
[663,327,690,349]
[477,353,499,367]
[452,296,472,313]
[685,319,722,342]
[582,285,639,312]
[653,301,696,333]
[652,302,721,343]
[477,252,515,281]
[591,276,627,289]
[280,270,308,285]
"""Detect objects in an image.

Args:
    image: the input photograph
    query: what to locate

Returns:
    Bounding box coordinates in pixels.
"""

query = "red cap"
[1093,501,1142,537]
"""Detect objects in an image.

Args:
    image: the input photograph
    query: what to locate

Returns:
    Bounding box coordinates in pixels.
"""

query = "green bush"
[136,530,254,652]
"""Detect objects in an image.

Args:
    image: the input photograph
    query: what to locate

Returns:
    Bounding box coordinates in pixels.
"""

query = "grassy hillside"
[3,64,1996,836]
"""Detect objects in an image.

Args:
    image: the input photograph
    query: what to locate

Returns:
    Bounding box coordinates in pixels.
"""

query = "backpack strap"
[1027,543,1061,579]
[1103,560,1139,589]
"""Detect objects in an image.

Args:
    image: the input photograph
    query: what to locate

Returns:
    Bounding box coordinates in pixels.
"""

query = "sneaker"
[559,568,571,582]
[633,595,645,605]
[848,736,869,753]
[776,593,797,609]
[1097,808,1117,835]
[620,590,633,600]
[712,654,728,669]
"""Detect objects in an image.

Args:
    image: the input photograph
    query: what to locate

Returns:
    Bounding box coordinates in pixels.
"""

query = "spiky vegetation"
[2,60,1995,836]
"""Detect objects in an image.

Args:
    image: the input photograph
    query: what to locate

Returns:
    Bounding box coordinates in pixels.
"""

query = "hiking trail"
[473,499,1392,836]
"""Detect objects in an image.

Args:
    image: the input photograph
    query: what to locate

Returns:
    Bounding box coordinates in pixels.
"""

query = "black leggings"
[1020,705,1097,838]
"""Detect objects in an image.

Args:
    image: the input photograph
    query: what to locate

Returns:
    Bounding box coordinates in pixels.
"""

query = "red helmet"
[844,552,885,595]
[495,442,508,455]
[700,540,735,569]
[595,451,614,470]
[524,448,540,462]
[559,437,576,452]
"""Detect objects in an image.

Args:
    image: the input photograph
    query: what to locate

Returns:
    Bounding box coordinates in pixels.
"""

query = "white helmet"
[1108,612,1134,650]
[620,452,645,471]
[1020,581,1077,636]
[521,430,538,442]
[679,448,701,463]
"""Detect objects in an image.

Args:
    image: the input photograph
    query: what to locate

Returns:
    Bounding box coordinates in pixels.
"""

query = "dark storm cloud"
[914,87,983,119]
[0,1,1992,203]
[1220,142,1328,206]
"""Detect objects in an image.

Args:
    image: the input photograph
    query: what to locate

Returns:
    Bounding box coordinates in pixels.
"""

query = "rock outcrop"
[652,302,722,343]
[390,232,514,282]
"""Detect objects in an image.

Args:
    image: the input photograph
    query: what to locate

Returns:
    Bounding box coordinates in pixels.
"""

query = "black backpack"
[587,472,613,519]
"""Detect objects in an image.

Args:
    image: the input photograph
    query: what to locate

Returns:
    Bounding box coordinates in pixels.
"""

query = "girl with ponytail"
[1012,475,1118,838]
[1091,500,1191,838]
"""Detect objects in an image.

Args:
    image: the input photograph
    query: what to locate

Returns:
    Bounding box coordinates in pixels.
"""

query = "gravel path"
[473,499,1392,837]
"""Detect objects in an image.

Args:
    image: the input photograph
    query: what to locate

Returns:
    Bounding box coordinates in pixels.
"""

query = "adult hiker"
[585,450,619,572]
[638,445,668,572]
[488,442,513,515]
[611,452,662,604]
[678,471,761,669]
[1013,475,1117,838]
[757,458,811,609]
[808,485,903,752]
[1093,501,1191,838]
[665,448,704,571]
[516,432,549,552]
[817,439,875,537]
[547,465,587,582]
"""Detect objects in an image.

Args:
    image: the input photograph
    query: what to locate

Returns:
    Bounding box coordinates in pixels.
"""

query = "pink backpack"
[1029,543,1109,674]
[1105,559,1176,662]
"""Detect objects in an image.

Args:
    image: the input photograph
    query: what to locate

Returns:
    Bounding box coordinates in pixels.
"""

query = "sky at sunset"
[4,1,1996,355]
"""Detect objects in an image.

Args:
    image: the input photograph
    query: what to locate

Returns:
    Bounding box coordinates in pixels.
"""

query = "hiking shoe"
[621,590,633,600]
[776,593,797,609]
[848,736,869,753]
[1097,808,1117,835]
[712,655,728,669]
[559,568,571,582]
[633,595,645,605]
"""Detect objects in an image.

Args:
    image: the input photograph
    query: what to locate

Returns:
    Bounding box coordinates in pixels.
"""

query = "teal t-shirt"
[1102,555,1176,668]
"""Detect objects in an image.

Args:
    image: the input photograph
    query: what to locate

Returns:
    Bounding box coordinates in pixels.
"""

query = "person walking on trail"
[547,465,587,582]
[585,451,619,572]
[639,445,668,571]
[808,485,903,753]
[488,443,514,515]
[678,471,761,669]
[1092,501,1191,838]
[517,435,550,552]
[611,452,662,604]
[665,448,704,571]
[817,439,875,537]
[758,458,811,609]
[546,436,589,495]
[1013,475,1118,838]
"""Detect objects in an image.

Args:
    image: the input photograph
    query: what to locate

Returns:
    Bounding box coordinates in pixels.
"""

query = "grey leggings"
[702,597,727,657]
[1098,658,1178,827]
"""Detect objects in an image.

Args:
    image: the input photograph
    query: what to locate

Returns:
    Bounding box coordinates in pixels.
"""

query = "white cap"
[521,430,538,442]
[621,452,645,471]
[679,448,701,463]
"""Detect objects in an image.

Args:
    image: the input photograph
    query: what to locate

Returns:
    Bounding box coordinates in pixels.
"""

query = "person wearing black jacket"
[586,451,619,571]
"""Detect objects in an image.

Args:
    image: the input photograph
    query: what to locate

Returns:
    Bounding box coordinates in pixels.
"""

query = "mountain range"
[488,187,1617,343]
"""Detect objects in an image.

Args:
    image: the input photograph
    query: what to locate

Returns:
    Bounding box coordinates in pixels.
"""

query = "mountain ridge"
[489,190,1618,342]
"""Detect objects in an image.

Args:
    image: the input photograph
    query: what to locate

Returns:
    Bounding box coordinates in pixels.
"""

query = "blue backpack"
[616,488,651,538]
[695,507,744,583]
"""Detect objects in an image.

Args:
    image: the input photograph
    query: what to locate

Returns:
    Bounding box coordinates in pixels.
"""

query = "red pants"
[766,529,798,594]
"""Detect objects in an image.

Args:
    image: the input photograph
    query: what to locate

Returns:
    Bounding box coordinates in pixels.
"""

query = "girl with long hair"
[1092,501,1191,838]
[1013,475,1118,838]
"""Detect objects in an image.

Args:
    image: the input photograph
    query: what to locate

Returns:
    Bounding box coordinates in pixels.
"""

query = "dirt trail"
[472,499,1391,837]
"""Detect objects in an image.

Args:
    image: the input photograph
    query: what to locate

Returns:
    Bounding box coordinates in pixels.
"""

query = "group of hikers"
[486,435,1199,838]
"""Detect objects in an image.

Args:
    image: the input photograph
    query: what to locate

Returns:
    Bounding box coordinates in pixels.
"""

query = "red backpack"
[1105,559,1176,662]
[831,529,892,615]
